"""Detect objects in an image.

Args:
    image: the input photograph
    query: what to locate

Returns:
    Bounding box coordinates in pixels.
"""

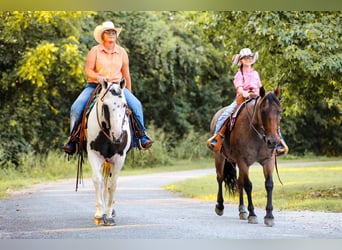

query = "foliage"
[202,11,342,156]
[0,11,95,166]
[0,11,341,169]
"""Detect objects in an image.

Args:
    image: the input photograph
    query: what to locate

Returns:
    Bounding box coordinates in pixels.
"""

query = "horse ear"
[260,86,265,97]
[274,84,280,97]
[120,78,126,89]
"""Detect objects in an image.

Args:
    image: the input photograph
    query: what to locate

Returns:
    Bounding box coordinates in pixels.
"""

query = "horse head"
[98,79,128,142]
[256,86,282,149]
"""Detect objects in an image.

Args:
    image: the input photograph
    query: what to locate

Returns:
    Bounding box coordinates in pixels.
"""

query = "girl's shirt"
[233,68,262,96]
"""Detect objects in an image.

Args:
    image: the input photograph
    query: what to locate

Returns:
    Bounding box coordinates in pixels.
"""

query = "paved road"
[0,162,341,239]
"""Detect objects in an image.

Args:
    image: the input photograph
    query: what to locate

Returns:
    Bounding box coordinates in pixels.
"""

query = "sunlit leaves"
[18,42,58,87]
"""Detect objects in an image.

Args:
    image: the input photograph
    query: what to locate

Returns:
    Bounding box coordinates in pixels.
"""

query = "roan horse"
[209,86,282,227]
[86,79,131,226]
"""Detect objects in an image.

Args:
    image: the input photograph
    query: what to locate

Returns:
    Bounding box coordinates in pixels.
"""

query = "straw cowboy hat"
[232,48,258,66]
[93,21,122,44]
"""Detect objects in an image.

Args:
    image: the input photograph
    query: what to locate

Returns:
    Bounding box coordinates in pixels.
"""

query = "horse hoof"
[103,214,116,226]
[248,216,258,224]
[94,216,104,226]
[264,217,274,227]
[239,212,248,220]
[215,205,224,216]
[104,217,116,226]
[93,214,116,226]
[112,209,116,217]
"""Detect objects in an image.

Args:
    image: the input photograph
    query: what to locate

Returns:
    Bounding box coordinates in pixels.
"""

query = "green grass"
[0,152,88,199]
[1,148,342,213]
[164,161,342,212]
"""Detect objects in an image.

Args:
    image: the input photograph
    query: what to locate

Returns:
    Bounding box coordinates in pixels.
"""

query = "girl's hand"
[242,90,250,98]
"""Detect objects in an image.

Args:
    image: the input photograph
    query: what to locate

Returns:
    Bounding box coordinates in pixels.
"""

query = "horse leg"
[245,178,258,224]
[215,155,225,216]
[263,164,275,227]
[215,176,224,216]
[238,166,258,224]
[238,189,248,220]
[87,151,106,225]
[104,156,126,226]
[102,175,116,226]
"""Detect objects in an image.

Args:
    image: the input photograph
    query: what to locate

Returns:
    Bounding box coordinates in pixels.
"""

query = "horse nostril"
[267,138,277,148]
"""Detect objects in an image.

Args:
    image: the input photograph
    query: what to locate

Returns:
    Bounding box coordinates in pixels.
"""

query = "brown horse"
[209,86,282,227]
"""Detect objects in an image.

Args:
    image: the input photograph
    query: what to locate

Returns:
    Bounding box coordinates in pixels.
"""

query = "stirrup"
[276,139,289,156]
[138,134,153,150]
[206,133,224,153]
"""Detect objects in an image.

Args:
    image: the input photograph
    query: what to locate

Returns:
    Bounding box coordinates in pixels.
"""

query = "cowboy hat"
[93,21,122,44]
[232,48,258,66]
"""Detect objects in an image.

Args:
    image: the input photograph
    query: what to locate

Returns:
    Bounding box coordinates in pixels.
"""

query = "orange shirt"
[85,44,128,83]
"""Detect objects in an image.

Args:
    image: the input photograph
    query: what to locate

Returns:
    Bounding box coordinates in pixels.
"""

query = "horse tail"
[223,160,238,195]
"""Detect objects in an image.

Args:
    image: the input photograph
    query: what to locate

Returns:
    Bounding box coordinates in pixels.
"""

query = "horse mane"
[264,91,280,106]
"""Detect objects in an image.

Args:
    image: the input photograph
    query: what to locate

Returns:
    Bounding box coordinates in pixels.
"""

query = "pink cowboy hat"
[232,48,259,66]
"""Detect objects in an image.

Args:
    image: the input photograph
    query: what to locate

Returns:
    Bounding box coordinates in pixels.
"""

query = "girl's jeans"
[214,100,237,134]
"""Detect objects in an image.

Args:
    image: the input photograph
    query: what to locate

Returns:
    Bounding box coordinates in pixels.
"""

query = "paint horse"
[87,79,131,226]
[209,86,282,227]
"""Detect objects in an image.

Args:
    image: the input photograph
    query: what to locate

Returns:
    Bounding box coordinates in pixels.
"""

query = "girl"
[206,48,288,156]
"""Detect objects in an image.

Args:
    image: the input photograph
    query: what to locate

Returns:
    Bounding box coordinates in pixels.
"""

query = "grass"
[164,161,342,212]
[1,147,342,213]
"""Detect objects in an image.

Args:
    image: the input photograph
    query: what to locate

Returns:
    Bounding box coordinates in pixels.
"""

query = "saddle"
[227,93,259,132]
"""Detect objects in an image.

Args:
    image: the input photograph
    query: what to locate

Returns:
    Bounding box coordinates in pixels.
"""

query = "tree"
[1,11,341,168]
[203,11,342,155]
[0,11,94,166]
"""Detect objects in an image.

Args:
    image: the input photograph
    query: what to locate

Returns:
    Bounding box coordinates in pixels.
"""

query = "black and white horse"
[87,79,131,226]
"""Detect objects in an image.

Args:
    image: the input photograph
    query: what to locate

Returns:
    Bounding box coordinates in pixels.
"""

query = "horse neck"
[240,97,266,141]
[245,97,262,128]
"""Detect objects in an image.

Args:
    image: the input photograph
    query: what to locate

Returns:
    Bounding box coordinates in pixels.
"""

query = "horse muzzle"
[112,132,123,144]
[265,135,279,149]
[111,131,127,145]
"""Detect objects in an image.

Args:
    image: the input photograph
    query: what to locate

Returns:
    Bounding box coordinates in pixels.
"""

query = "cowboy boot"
[206,124,227,152]
[63,138,76,155]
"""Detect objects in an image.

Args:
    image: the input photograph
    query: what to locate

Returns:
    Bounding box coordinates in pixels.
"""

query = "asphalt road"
[1,162,342,239]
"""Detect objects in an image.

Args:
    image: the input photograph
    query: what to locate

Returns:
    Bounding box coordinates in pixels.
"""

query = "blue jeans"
[214,100,237,134]
[69,83,146,135]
